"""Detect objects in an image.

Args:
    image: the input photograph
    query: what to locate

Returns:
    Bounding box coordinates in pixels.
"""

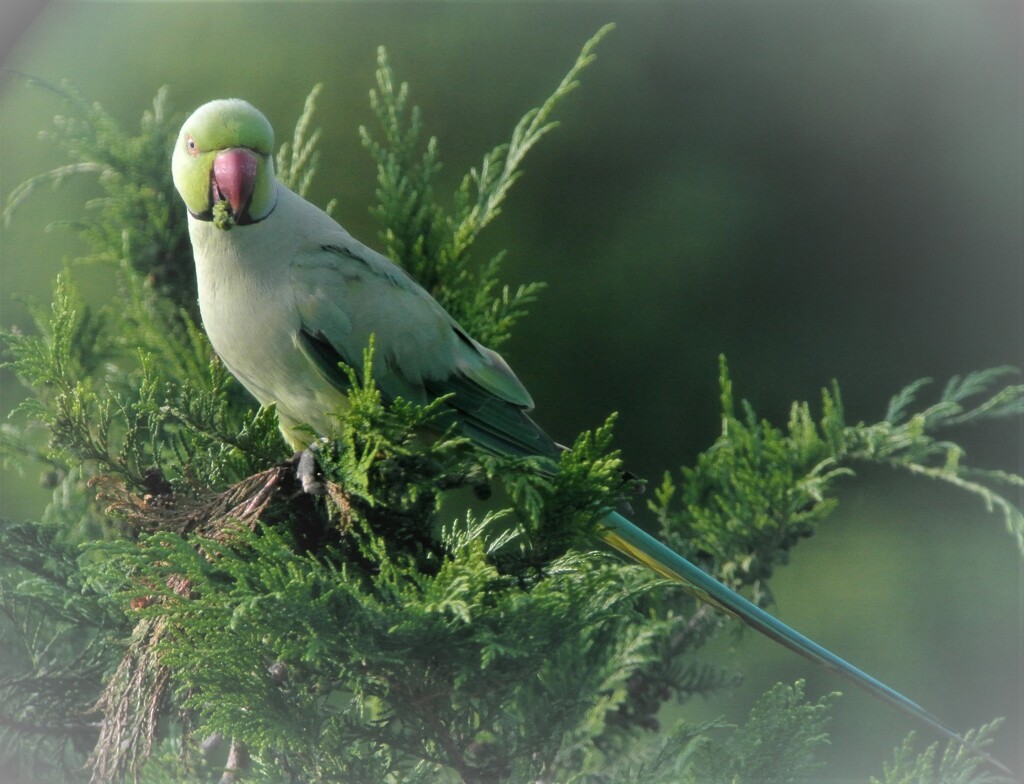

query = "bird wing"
[291,233,558,457]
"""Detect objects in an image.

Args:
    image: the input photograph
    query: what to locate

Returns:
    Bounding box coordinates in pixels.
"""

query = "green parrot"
[171,98,1003,769]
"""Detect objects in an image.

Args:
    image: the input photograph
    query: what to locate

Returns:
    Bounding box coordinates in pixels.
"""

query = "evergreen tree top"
[1,25,1019,784]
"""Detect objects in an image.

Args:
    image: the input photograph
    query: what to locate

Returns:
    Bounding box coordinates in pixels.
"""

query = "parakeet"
[171,98,1002,769]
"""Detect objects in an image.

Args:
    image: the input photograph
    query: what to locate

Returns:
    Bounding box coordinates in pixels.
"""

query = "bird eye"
[186,135,198,156]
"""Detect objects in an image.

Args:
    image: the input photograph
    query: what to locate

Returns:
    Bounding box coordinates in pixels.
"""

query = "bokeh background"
[1,2,1021,779]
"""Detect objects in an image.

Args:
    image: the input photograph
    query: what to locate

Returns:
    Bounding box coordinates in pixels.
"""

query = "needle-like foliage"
[1,26,1020,784]
[870,723,1008,784]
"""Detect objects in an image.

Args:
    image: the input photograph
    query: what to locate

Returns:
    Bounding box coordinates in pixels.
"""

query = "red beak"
[212,148,259,220]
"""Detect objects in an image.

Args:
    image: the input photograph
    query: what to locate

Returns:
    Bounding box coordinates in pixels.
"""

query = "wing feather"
[291,236,557,457]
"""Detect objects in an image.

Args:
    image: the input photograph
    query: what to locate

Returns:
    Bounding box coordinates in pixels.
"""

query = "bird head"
[172,99,277,229]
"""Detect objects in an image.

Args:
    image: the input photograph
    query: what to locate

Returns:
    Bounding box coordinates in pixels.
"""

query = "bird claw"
[295,441,327,495]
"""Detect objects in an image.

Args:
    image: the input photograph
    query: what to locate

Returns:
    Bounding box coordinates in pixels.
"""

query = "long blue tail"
[600,510,1012,776]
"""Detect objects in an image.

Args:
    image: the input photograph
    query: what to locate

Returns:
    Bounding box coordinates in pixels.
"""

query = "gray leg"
[296,440,327,495]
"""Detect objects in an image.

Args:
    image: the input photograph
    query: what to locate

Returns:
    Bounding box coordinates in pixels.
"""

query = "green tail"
[600,510,1012,776]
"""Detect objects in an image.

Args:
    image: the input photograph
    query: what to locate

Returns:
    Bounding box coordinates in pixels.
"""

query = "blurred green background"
[1,1,1021,779]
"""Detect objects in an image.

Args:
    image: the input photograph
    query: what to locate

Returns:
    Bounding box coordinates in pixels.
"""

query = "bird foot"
[294,440,328,495]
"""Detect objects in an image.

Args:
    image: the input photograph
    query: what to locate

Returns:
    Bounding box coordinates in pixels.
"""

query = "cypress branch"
[1,25,1018,783]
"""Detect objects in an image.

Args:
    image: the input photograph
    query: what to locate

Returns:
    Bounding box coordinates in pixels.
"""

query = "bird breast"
[188,211,348,440]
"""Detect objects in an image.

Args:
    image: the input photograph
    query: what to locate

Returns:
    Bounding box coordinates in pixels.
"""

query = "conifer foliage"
[1,26,1020,783]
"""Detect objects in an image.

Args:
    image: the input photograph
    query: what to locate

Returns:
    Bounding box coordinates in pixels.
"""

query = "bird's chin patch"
[189,201,268,229]
[191,189,275,229]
